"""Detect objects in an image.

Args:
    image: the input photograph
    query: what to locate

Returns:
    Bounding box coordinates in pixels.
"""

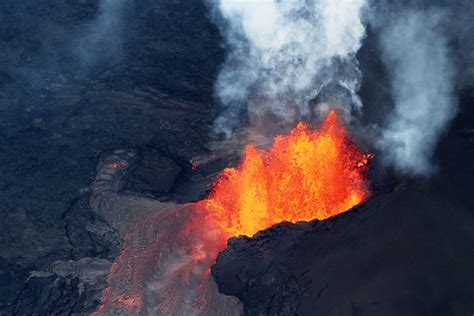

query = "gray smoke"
[375,9,457,175]
[212,0,471,176]
[211,0,368,137]
[76,0,128,67]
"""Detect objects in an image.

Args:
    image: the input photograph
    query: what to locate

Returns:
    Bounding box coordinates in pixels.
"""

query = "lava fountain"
[203,110,372,237]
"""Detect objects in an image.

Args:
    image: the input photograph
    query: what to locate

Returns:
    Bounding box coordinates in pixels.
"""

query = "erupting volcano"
[89,111,372,315]
[204,110,372,237]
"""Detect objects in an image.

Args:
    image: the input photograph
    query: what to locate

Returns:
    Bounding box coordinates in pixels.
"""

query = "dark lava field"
[0,0,473,315]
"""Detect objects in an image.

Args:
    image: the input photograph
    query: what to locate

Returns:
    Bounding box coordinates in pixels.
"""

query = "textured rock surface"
[0,0,223,314]
[212,97,474,315]
[1,0,474,315]
[86,150,242,315]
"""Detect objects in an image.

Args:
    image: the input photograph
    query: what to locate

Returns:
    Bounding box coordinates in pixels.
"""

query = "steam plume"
[376,10,457,175]
[211,0,368,137]
[76,0,128,67]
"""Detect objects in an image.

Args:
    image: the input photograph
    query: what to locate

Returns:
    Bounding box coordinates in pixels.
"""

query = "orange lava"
[204,110,372,237]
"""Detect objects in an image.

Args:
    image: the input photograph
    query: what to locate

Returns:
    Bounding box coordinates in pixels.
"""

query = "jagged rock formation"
[212,100,474,315]
[213,183,474,315]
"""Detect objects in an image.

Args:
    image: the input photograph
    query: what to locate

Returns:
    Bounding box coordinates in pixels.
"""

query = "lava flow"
[90,111,371,315]
[204,110,372,237]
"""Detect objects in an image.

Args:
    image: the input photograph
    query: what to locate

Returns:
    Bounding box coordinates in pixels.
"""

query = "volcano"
[1,1,473,315]
[89,111,372,314]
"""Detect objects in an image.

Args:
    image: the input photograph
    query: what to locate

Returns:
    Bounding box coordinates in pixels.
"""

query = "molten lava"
[90,111,372,315]
[204,110,371,237]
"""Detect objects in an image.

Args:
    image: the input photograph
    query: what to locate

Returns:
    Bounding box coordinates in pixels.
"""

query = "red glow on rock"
[111,160,129,169]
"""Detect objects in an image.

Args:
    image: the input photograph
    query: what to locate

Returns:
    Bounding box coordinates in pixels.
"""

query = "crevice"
[315,283,328,302]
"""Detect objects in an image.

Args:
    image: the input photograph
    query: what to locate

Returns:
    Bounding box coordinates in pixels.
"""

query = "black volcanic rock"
[212,222,314,315]
[213,182,474,315]
[0,0,224,314]
[124,149,183,197]
[212,99,474,315]
[1,0,473,314]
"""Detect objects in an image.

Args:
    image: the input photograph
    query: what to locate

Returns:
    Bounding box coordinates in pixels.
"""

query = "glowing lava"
[90,111,372,315]
[204,110,372,237]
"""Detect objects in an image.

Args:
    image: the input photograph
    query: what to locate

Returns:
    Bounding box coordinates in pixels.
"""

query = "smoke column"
[376,10,457,175]
[212,1,471,176]
[211,0,368,137]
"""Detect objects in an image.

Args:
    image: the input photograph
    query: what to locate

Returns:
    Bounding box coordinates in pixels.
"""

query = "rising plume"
[373,8,457,174]
[211,0,368,137]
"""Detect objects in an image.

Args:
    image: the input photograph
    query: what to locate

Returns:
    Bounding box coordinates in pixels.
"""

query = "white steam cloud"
[212,1,462,176]
[376,10,457,175]
[212,0,368,136]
